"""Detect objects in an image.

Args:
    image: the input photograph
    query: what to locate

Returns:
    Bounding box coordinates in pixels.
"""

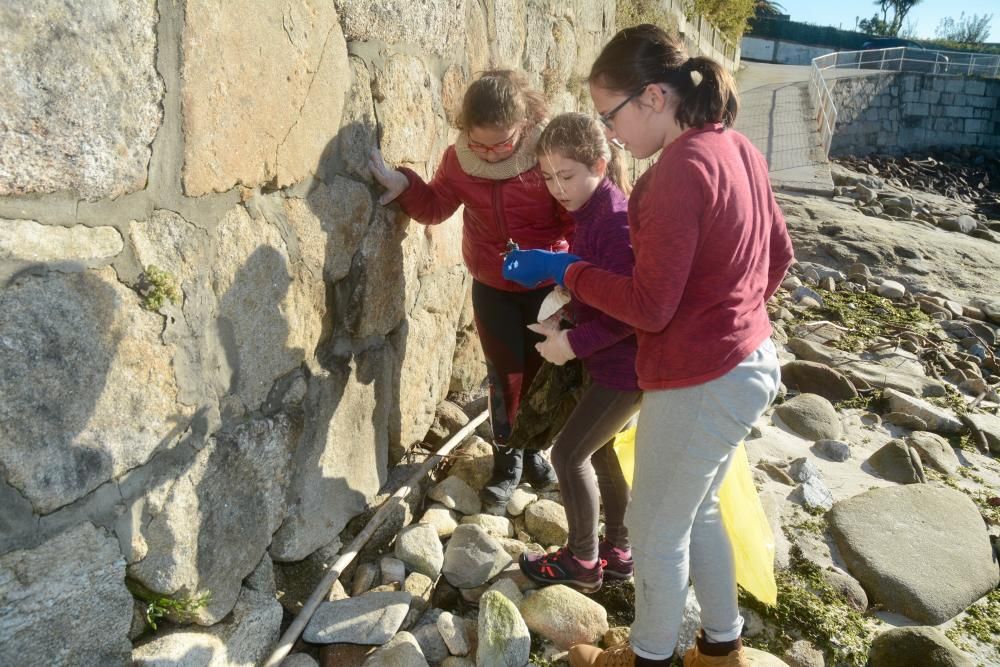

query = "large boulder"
[905,432,960,475]
[883,389,963,435]
[780,360,858,402]
[441,524,512,589]
[867,440,925,484]
[303,592,412,645]
[127,417,295,624]
[0,523,133,666]
[477,589,531,667]
[270,349,392,561]
[0,0,162,199]
[519,584,609,649]
[829,485,999,623]
[867,626,974,667]
[773,393,843,441]
[181,0,348,194]
[0,268,193,514]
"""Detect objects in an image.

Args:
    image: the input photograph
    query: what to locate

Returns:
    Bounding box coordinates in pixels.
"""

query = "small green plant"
[144,592,211,630]
[138,264,181,311]
[126,579,210,631]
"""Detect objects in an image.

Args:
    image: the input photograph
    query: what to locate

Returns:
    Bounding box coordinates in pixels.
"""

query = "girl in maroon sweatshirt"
[504,26,794,667]
[516,113,640,594]
[369,70,572,511]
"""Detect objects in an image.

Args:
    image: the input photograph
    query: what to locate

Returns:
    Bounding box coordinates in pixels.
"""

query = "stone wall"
[829,72,1000,156]
[0,0,623,661]
[0,0,743,661]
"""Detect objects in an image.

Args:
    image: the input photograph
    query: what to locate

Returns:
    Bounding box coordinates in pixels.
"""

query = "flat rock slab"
[829,485,999,624]
[303,592,412,645]
[962,411,1000,454]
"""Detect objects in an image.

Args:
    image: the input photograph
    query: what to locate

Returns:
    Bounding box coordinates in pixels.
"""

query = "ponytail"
[675,57,739,128]
[606,144,632,196]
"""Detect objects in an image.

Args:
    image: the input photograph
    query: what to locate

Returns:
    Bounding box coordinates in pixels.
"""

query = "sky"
[775,0,998,40]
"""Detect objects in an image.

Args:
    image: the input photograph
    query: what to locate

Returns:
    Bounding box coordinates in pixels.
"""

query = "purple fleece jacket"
[565,178,639,391]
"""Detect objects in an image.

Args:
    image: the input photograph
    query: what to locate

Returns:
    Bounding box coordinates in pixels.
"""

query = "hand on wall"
[368,148,410,205]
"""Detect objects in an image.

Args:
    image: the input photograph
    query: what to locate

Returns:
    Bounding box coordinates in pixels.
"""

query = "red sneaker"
[519,547,604,593]
[598,540,634,580]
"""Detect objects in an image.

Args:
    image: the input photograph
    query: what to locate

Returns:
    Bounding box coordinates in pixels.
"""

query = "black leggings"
[471,280,552,443]
[551,383,642,560]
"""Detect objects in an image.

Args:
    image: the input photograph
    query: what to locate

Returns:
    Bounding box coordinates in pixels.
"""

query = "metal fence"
[809,46,1000,157]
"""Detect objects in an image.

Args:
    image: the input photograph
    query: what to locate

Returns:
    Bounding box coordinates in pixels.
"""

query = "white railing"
[808,46,1000,158]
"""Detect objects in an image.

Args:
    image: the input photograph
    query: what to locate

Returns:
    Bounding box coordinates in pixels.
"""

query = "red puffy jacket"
[396,144,573,291]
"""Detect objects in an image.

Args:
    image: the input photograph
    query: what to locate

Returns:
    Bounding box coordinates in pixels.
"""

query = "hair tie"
[684,59,703,87]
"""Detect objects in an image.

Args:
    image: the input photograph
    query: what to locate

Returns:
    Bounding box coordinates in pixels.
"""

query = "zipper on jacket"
[492,182,511,250]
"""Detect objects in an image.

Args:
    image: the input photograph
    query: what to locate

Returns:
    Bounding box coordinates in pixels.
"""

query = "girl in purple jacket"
[517,113,641,593]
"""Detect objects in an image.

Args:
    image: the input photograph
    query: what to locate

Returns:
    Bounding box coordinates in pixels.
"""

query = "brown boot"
[682,631,750,667]
[568,643,636,667]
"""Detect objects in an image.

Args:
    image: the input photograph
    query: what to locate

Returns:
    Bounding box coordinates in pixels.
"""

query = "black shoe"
[480,446,523,514]
[522,449,557,490]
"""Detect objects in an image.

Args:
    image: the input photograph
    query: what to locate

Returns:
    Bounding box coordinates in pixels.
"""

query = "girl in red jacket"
[369,70,572,511]
[504,26,794,667]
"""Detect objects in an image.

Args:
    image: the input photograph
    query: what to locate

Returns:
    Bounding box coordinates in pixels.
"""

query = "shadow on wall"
[264,121,406,562]
[0,265,199,556]
[313,121,414,464]
[0,267,120,519]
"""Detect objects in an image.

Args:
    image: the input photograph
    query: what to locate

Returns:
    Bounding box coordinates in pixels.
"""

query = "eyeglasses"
[467,131,519,155]
[598,84,650,130]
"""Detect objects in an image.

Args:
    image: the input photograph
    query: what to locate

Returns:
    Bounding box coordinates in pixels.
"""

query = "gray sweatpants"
[626,339,780,660]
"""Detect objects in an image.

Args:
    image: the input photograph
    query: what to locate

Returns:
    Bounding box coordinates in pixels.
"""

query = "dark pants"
[471,280,551,460]
[551,383,642,560]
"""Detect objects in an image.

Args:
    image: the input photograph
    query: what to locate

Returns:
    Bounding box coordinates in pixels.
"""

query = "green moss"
[835,389,884,413]
[139,265,181,311]
[804,289,932,354]
[788,516,827,535]
[741,546,875,666]
[946,588,1000,659]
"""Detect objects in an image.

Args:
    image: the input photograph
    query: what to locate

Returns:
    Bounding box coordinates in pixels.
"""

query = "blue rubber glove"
[502,249,581,288]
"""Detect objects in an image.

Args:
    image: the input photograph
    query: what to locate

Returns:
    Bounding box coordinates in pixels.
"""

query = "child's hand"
[527,322,576,366]
[368,148,409,205]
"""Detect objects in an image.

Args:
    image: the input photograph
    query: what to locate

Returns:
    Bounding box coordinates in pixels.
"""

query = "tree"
[754,1,786,19]
[858,15,891,36]
[935,13,993,45]
[859,0,923,36]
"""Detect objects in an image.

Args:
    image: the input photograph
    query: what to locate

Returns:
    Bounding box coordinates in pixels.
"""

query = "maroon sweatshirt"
[565,123,795,390]
[565,177,639,392]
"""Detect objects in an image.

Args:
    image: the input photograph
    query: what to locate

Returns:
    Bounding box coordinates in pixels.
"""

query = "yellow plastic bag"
[612,427,777,605]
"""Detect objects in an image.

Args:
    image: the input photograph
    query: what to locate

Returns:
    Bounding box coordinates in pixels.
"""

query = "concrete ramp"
[734,62,834,196]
